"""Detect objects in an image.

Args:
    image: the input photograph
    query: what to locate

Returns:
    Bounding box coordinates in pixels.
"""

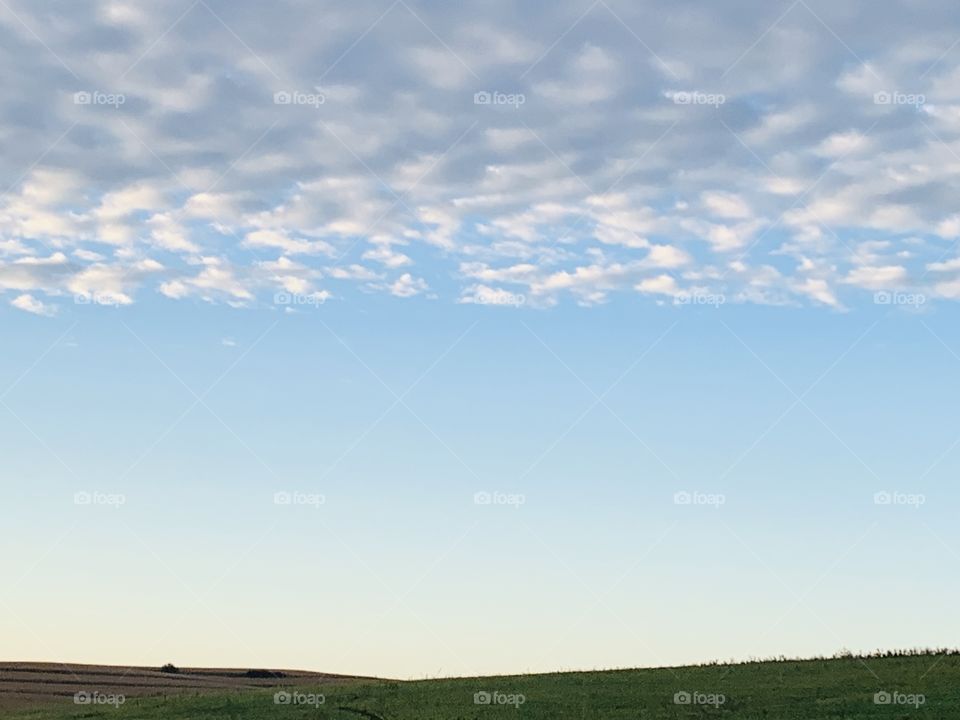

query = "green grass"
[13,654,960,719]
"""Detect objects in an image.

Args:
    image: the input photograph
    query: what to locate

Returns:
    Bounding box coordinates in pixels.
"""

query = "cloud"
[159,258,252,302]
[10,293,56,316]
[702,191,752,220]
[0,1,959,311]
[362,246,413,268]
[643,244,691,268]
[927,257,960,272]
[243,230,335,256]
[936,216,960,238]
[389,273,429,298]
[635,274,679,296]
[535,45,621,104]
[793,278,841,308]
[15,253,69,266]
[843,265,908,289]
[458,284,525,306]
[814,131,871,157]
[147,213,199,253]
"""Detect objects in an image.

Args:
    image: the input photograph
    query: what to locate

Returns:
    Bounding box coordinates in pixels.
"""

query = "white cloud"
[927,257,960,272]
[363,246,412,268]
[327,264,383,281]
[94,184,165,221]
[635,274,679,296]
[15,253,68,266]
[843,265,907,289]
[793,278,840,308]
[683,219,765,252]
[67,265,136,305]
[0,1,956,311]
[160,280,189,299]
[389,273,428,298]
[815,131,870,157]
[159,258,252,302]
[934,279,960,298]
[936,216,960,238]
[148,213,198,253]
[744,105,817,146]
[243,230,334,256]
[458,284,525,306]
[10,293,56,316]
[644,244,690,268]
[702,191,752,219]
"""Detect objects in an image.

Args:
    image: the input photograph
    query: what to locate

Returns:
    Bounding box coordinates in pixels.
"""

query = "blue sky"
[4,297,960,677]
[1,0,960,679]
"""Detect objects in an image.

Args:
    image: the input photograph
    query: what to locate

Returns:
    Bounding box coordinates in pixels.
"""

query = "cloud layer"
[4,0,960,313]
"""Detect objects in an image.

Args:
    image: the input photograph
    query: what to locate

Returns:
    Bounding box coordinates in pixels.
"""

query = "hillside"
[5,652,960,719]
[0,662,367,714]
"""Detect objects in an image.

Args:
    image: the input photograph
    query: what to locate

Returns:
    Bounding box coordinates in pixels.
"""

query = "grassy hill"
[7,652,960,719]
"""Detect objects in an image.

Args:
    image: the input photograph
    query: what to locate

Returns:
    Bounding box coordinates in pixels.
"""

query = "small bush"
[160,663,180,674]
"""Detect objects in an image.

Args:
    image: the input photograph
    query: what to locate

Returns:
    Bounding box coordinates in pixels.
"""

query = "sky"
[1,0,960,680]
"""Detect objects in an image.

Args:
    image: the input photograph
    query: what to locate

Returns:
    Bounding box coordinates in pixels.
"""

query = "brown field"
[0,662,371,713]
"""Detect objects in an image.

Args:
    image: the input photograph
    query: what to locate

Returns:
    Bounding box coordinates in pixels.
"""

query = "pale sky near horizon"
[1,0,960,680]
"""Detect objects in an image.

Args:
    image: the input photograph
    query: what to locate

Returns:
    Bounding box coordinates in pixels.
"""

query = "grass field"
[5,653,959,719]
